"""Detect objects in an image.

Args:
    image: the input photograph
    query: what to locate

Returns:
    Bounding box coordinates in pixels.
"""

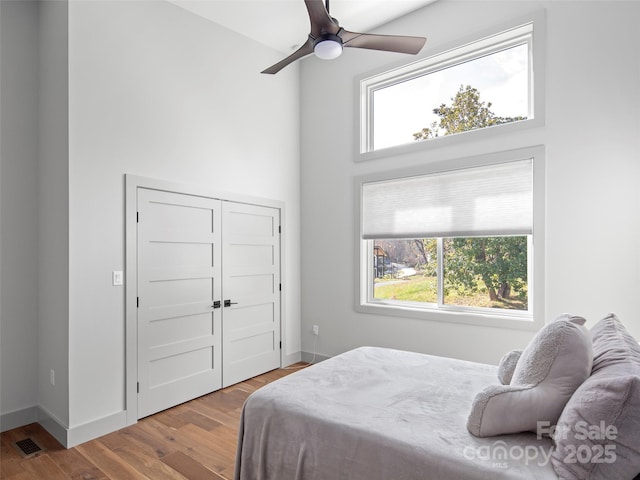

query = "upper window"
[359,18,543,157]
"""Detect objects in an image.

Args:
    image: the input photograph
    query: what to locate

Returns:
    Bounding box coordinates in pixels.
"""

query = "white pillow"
[552,314,640,480]
[468,314,592,437]
[497,349,523,385]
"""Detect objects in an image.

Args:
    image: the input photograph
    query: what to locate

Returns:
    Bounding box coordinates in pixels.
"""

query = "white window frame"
[356,11,546,162]
[355,146,545,331]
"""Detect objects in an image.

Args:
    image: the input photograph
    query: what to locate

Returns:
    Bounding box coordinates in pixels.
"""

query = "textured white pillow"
[497,349,523,385]
[552,314,640,480]
[468,314,593,437]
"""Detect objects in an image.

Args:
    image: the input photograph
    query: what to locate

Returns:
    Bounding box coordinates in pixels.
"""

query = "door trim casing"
[124,174,285,426]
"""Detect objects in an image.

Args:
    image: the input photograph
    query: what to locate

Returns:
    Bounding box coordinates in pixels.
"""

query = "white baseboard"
[283,350,331,366]
[38,406,127,448]
[66,410,127,448]
[301,351,330,364]
[282,350,302,367]
[38,406,69,446]
[0,406,39,433]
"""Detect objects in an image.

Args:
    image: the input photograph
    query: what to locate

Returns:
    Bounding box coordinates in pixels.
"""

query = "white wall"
[300,1,640,364]
[0,0,41,430]
[66,0,301,436]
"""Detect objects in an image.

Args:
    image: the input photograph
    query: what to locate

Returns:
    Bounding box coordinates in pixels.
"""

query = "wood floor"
[0,365,304,480]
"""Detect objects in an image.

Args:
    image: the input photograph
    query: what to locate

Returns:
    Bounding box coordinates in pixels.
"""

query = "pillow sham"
[468,314,592,437]
[551,314,640,480]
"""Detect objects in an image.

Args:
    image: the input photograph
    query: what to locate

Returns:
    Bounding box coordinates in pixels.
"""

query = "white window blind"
[361,159,533,239]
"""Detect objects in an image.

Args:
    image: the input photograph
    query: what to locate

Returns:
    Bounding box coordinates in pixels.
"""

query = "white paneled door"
[222,201,281,387]
[136,188,281,418]
[137,189,222,418]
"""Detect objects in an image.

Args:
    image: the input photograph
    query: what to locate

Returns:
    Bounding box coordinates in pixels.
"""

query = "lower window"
[356,147,544,329]
[372,236,530,312]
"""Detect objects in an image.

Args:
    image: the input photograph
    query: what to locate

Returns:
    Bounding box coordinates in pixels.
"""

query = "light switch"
[112,270,124,286]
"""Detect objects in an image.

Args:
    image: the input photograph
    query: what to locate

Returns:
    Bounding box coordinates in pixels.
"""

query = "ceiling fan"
[262,0,427,74]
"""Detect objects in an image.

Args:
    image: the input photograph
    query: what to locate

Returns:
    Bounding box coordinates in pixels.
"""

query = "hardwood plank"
[1,471,37,480]
[75,440,150,480]
[114,421,177,460]
[161,451,226,480]
[186,398,239,426]
[175,408,224,432]
[202,389,251,411]
[20,454,69,480]
[95,428,138,454]
[169,423,237,477]
[0,456,28,478]
[152,403,193,430]
[108,446,187,480]
[126,417,181,458]
[48,448,109,480]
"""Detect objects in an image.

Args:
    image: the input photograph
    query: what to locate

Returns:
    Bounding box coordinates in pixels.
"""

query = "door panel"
[227,332,275,363]
[228,244,274,267]
[148,344,214,387]
[227,274,275,296]
[146,312,213,346]
[222,202,281,387]
[137,188,222,418]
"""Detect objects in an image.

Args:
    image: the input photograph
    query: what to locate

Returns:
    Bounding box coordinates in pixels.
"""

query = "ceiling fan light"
[313,34,343,60]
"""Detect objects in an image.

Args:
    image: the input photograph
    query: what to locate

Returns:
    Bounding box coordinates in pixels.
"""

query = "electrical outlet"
[312,325,319,336]
[50,369,55,386]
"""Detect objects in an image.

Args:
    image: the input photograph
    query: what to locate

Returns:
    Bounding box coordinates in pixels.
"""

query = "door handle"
[224,299,238,307]
[212,301,221,309]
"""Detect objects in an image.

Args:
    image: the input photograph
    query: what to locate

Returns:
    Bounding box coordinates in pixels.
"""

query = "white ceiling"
[169,0,437,54]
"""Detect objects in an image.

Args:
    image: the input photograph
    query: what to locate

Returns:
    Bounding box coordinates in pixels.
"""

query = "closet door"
[137,188,222,418]
[222,201,281,387]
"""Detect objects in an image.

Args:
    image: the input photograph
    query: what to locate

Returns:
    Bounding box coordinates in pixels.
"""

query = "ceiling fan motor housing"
[313,33,343,60]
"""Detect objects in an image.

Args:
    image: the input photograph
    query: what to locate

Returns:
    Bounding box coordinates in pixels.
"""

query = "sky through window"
[372,43,529,150]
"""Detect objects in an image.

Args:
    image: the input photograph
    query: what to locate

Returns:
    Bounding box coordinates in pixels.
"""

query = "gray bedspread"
[235,346,558,480]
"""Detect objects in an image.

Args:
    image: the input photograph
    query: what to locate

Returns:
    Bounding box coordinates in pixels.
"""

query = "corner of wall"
[37,405,69,447]
[37,0,70,429]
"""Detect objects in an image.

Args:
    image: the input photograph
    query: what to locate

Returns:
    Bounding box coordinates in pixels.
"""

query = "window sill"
[356,301,542,332]
[355,117,543,163]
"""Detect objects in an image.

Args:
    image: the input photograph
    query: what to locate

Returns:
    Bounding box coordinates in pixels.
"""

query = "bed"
[234,346,558,480]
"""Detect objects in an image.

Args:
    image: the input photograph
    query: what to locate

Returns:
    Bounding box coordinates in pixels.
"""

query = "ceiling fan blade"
[305,0,339,37]
[341,30,426,55]
[261,38,314,75]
